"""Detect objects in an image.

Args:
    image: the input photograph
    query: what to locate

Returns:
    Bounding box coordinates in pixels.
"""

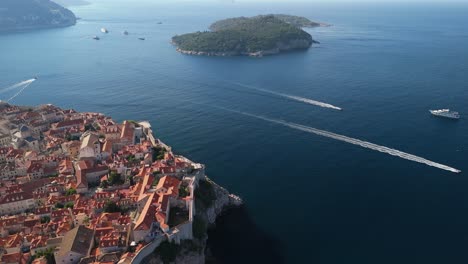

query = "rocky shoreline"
[0,21,76,34]
[174,38,314,58]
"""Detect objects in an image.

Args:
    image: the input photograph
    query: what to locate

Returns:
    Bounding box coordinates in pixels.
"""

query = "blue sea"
[1,0,468,263]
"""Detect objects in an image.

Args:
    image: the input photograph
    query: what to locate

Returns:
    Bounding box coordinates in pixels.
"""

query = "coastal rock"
[176,38,314,58]
[205,177,243,224]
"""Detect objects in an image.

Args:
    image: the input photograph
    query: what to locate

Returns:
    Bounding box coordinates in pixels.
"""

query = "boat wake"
[220,107,461,174]
[233,82,342,111]
[0,79,36,95]
[0,79,36,102]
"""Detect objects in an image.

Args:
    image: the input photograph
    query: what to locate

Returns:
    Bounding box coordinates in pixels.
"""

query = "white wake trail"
[229,109,461,174]
[234,82,342,111]
[0,79,35,95]
[6,79,35,102]
[281,94,343,111]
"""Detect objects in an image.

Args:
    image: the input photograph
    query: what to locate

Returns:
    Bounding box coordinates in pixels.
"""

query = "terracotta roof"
[24,218,40,228]
[26,162,43,173]
[99,212,121,223]
[55,119,83,129]
[99,236,119,248]
[35,206,52,215]
[51,209,70,218]
[1,252,21,264]
[94,227,114,238]
[0,191,33,205]
[120,121,134,140]
[0,147,12,155]
[156,176,180,195]
[102,140,113,153]
[134,193,155,231]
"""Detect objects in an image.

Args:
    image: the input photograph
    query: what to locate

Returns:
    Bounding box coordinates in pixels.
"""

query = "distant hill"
[210,14,323,31]
[0,0,76,33]
[172,15,317,57]
[52,0,90,8]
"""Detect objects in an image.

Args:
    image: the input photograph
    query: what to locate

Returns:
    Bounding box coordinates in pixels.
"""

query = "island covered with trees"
[0,0,76,33]
[172,14,325,57]
[209,14,327,31]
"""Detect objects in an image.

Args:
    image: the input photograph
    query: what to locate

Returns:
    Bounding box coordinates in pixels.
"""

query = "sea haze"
[1,0,468,263]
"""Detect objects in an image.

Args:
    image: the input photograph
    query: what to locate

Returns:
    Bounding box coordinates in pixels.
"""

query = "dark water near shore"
[1,0,468,263]
[206,206,285,264]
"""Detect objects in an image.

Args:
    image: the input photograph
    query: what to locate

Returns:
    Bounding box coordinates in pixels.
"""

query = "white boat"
[101,28,109,33]
[429,109,460,120]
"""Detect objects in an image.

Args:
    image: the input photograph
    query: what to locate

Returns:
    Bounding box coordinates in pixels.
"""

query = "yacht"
[101,28,109,33]
[429,109,460,120]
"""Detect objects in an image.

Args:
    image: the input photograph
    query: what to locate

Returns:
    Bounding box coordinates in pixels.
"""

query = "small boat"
[429,109,460,120]
[92,35,100,40]
[157,22,163,24]
[138,37,145,40]
[101,28,109,33]
[123,30,129,35]
[33,76,38,80]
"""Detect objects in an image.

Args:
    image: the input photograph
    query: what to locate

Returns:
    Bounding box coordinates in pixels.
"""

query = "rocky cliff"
[143,176,242,264]
[204,177,243,224]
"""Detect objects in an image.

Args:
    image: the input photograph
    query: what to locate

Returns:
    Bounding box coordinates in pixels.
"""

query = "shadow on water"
[206,206,285,264]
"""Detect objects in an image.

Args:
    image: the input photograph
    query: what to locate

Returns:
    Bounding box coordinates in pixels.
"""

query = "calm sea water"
[1,1,468,263]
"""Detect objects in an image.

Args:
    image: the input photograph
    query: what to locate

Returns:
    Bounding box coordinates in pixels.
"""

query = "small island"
[172,14,325,57]
[0,0,76,33]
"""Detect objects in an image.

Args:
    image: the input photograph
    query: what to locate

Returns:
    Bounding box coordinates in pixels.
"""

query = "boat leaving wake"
[0,79,36,95]
[234,82,342,111]
[0,79,36,102]
[222,108,461,174]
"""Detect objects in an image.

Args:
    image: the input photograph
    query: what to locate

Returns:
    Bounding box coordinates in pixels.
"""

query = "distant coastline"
[0,22,76,34]
[53,0,91,7]
[0,0,77,33]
